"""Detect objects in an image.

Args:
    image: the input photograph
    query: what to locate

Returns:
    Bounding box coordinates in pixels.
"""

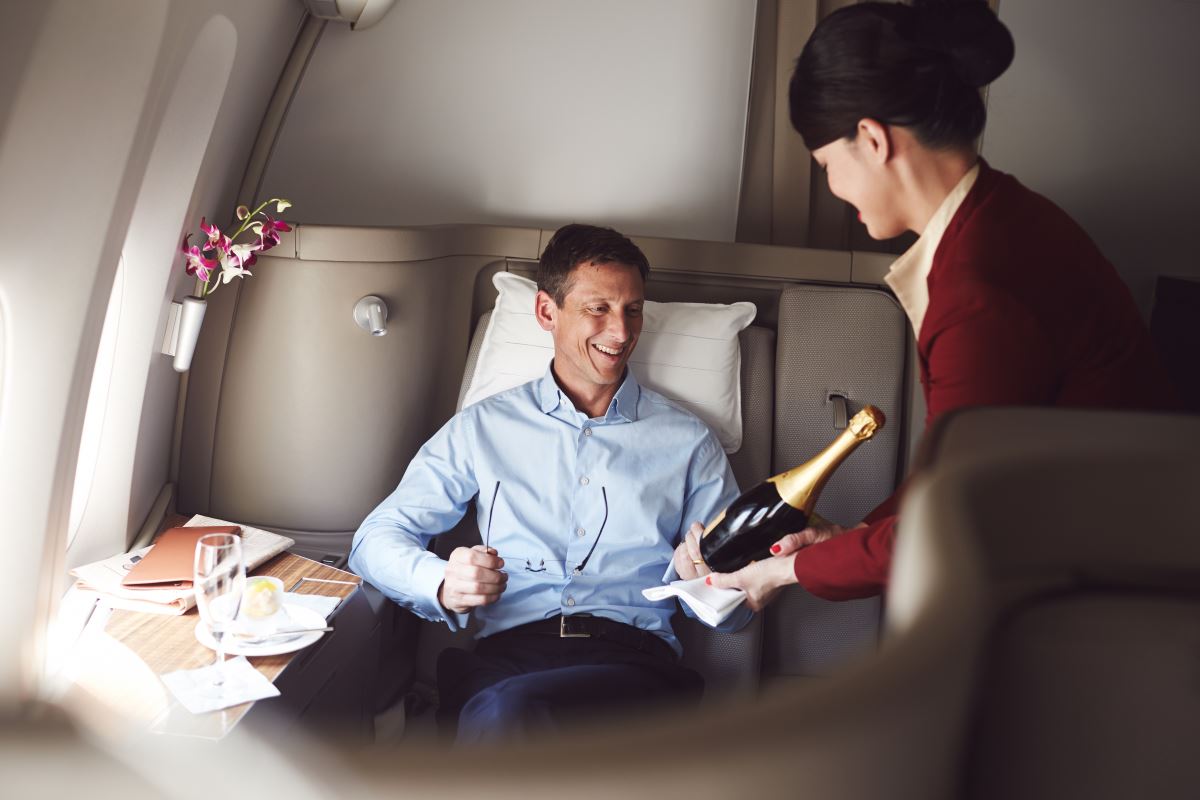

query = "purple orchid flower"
[199,217,231,254]
[252,214,292,251]
[181,234,218,284]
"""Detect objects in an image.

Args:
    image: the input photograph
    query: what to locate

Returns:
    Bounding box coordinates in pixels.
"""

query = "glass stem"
[214,633,227,686]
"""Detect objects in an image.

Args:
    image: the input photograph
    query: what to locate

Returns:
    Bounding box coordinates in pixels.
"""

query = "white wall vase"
[171,295,207,372]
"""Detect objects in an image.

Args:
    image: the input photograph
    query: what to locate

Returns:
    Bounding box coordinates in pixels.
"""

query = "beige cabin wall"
[260,0,758,242]
[737,0,907,254]
[984,0,1200,320]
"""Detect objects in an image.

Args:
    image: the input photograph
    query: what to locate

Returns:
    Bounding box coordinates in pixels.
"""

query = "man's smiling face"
[536,260,644,413]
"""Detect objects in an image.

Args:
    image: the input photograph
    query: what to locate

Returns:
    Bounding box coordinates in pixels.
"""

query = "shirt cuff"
[411,553,470,631]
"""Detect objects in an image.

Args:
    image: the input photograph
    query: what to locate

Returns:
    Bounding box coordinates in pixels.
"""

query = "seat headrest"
[460,273,756,451]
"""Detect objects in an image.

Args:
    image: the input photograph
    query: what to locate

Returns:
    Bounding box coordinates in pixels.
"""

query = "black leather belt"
[495,614,675,662]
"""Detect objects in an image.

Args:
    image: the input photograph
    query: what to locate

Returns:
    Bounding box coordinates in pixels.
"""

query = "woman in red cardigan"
[700,0,1178,608]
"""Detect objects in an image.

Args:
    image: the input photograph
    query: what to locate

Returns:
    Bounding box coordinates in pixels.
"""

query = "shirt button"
[576,527,586,538]
[583,428,593,437]
[579,476,589,486]
[566,596,576,607]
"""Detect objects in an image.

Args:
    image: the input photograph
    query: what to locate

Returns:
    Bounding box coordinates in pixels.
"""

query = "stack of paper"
[642,576,746,627]
[70,515,294,615]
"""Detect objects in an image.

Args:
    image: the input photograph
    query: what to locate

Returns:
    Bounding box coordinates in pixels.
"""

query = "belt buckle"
[559,616,591,638]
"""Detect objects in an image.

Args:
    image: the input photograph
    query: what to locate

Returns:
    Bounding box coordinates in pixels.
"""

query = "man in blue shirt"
[350,224,750,743]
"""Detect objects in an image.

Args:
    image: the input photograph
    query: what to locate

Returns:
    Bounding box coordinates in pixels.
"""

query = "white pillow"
[461,272,757,452]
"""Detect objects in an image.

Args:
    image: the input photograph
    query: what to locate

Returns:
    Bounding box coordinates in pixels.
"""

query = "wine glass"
[193,533,246,696]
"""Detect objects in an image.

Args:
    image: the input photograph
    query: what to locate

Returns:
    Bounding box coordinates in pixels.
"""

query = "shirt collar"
[536,362,641,424]
[884,162,980,338]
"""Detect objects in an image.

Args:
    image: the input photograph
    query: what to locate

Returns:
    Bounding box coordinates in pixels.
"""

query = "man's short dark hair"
[537,224,650,306]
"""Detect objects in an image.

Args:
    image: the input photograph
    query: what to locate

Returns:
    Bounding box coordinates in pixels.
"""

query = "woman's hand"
[706,521,868,611]
[768,520,865,557]
[672,522,710,580]
[706,556,797,612]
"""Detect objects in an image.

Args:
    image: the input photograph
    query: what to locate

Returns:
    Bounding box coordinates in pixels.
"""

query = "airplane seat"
[176,225,912,736]
[408,307,775,711]
[405,268,909,725]
[669,322,772,697]
[0,700,341,799]
[907,407,1200,800]
[761,284,907,688]
[357,429,988,798]
[1,703,160,796]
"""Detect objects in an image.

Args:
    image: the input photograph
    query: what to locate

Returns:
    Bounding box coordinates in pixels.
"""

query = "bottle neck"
[768,407,881,511]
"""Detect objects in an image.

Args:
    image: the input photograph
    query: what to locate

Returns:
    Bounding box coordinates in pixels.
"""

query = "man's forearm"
[350,521,468,629]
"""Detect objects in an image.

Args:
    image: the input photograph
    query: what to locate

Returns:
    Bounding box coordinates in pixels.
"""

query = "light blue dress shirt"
[349,365,751,655]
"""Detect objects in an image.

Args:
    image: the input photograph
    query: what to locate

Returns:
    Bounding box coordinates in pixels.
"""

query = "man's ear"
[857,118,892,165]
[534,290,557,332]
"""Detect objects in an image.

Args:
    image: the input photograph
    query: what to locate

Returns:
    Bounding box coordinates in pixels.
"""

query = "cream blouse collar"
[884,163,980,338]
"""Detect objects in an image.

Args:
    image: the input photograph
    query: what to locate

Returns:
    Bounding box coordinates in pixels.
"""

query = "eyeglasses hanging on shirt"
[571,486,608,575]
[484,479,500,554]
[484,482,609,576]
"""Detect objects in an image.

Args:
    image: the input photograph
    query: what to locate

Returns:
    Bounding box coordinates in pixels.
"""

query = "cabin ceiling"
[262,0,758,241]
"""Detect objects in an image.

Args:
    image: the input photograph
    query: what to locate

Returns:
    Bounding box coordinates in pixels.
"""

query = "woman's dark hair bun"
[910,0,1014,88]
[789,0,1014,150]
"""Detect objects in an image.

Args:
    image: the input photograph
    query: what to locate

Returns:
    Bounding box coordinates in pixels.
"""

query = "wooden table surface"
[70,517,361,737]
[104,552,359,681]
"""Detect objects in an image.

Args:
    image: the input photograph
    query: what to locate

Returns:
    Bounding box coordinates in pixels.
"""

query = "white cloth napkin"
[231,591,340,638]
[642,576,746,627]
[282,591,339,619]
[161,656,281,714]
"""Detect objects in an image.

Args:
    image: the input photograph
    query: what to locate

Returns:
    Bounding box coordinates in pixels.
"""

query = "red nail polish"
[770,544,781,554]
[705,576,712,585]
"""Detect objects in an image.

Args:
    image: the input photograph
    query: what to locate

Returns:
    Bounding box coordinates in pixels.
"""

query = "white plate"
[194,603,327,657]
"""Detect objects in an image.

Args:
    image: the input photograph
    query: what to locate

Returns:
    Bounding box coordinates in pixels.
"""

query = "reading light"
[299,0,397,30]
[354,295,388,336]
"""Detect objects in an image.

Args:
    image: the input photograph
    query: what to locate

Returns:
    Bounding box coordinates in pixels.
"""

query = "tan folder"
[121,526,240,587]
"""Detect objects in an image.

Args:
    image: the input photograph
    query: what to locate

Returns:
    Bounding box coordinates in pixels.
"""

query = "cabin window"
[67,257,124,549]
[63,13,237,566]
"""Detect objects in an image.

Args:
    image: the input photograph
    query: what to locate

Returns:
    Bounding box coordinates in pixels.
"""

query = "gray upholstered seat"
[904,407,1200,799]
[762,284,907,684]
[355,409,989,798]
[416,311,776,697]
[410,276,909,703]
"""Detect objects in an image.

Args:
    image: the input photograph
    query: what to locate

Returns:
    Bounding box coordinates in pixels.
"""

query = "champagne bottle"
[699,405,885,573]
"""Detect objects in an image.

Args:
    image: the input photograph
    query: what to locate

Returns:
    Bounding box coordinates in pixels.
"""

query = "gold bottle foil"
[766,405,885,513]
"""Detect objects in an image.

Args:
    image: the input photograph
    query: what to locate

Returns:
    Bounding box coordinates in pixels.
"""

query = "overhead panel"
[262,0,757,242]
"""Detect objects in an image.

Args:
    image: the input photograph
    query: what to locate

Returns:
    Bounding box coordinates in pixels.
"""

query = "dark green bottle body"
[699,481,810,573]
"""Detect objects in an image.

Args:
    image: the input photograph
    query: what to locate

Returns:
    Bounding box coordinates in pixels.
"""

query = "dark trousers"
[436,630,704,745]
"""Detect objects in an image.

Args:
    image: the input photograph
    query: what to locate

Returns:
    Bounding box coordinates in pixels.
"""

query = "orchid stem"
[230,199,274,242]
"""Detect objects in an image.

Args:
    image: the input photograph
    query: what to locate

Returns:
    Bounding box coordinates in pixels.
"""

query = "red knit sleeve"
[862,480,905,524]
[791,515,897,601]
